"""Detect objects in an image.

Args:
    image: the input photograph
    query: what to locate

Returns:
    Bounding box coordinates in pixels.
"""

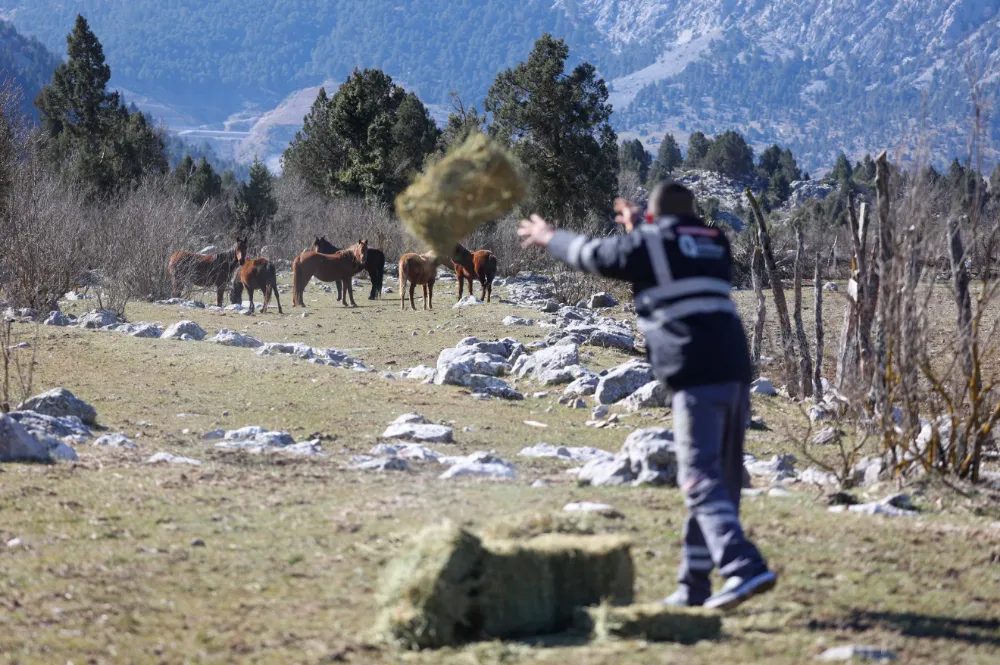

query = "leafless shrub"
[0,320,38,413]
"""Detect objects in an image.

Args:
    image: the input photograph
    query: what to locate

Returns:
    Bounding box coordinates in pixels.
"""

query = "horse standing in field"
[311,236,386,301]
[169,237,248,307]
[292,240,368,307]
[230,257,282,314]
[399,252,449,311]
[452,244,498,302]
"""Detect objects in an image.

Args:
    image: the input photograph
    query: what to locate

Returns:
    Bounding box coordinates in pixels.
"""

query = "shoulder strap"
[639,224,673,285]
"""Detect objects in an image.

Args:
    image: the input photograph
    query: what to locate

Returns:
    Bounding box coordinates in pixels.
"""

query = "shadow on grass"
[809,609,1000,646]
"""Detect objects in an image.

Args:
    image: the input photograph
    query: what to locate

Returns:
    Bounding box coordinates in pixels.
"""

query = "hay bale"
[374,521,484,650]
[395,132,526,256]
[481,510,597,541]
[477,541,557,638]
[574,602,722,643]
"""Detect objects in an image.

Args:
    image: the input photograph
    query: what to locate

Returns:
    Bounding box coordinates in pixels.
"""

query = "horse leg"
[216,286,225,308]
[422,284,428,310]
[336,280,344,302]
[347,280,357,307]
[400,274,407,311]
[248,287,255,314]
[409,282,417,310]
[428,280,435,310]
[457,272,464,299]
[480,278,487,302]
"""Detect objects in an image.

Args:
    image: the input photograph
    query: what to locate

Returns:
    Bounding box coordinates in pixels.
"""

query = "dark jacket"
[547,215,751,389]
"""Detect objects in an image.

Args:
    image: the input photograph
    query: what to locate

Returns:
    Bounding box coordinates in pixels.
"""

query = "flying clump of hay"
[395,132,526,257]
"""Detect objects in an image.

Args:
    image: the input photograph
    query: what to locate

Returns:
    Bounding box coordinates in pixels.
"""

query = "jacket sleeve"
[546,229,652,282]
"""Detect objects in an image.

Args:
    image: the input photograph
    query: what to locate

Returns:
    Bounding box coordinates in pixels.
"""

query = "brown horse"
[311,236,386,301]
[399,252,449,311]
[453,244,498,302]
[169,237,248,306]
[230,258,282,314]
[292,240,368,307]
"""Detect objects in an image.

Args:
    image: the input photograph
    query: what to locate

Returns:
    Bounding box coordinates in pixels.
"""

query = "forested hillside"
[0,21,62,118]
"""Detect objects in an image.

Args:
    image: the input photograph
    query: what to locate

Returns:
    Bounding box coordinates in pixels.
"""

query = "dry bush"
[0,319,38,413]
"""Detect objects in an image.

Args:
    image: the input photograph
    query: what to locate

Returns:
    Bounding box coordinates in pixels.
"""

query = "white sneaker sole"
[704,571,777,611]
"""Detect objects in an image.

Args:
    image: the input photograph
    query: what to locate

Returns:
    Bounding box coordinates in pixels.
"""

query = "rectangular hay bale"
[574,602,722,644]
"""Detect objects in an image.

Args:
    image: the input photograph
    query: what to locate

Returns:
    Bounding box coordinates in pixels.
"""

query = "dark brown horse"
[311,236,386,301]
[399,251,449,311]
[453,244,498,302]
[169,237,248,306]
[292,240,368,307]
[230,258,282,314]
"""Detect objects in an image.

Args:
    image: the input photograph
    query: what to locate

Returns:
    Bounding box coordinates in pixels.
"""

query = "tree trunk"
[947,213,975,475]
[746,189,798,397]
[814,251,825,397]
[751,245,766,376]
[793,221,814,397]
[870,152,895,441]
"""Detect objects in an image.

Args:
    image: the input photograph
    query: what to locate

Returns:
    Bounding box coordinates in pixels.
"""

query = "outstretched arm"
[517,214,650,282]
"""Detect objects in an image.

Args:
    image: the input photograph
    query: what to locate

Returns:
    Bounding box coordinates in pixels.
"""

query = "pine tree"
[685,131,711,168]
[234,156,278,240]
[831,152,852,182]
[282,87,342,195]
[485,34,618,224]
[618,138,651,184]
[648,133,683,184]
[175,155,221,206]
[703,130,754,179]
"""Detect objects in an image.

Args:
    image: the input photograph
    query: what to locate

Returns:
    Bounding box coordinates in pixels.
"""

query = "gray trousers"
[672,381,767,600]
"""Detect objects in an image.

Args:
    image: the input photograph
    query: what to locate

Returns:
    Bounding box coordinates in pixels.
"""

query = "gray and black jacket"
[547,215,751,390]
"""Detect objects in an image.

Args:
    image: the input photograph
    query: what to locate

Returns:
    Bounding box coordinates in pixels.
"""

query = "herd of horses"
[167,236,497,315]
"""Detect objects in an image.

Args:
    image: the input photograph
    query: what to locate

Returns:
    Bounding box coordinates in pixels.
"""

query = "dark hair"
[649,182,696,217]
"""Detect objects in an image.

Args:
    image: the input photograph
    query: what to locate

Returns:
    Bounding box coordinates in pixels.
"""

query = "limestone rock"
[18,388,97,425]
[161,320,207,341]
[147,452,202,465]
[620,380,668,411]
[77,310,120,329]
[208,329,263,348]
[750,378,777,396]
[588,292,618,308]
[595,360,654,405]
[93,433,137,449]
[382,422,454,444]
[43,311,74,327]
[0,413,51,463]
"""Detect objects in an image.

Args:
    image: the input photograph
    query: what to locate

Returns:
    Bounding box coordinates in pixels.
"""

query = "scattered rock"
[0,413,51,463]
[452,295,484,308]
[818,646,897,662]
[353,456,409,472]
[43,311,74,327]
[750,378,777,396]
[18,388,97,425]
[392,413,429,425]
[745,454,796,478]
[576,455,633,487]
[7,537,23,548]
[118,323,163,338]
[208,329,263,348]
[93,433,137,449]
[564,502,623,518]
[382,422,454,444]
[400,365,436,381]
[257,341,313,359]
[370,442,440,462]
[77,310,120,329]
[502,315,534,326]
[8,410,91,440]
[586,328,635,352]
[160,321,207,341]
[439,452,515,480]
[852,456,888,487]
[822,282,839,292]
[799,466,839,486]
[592,404,609,419]
[191,538,207,547]
[620,380,668,411]
[587,292,618,309]
[146,452,202,465]
[563,374,600,398]
[812,427,840,445]
[620,427,678,486]
[808,403,833,423]
[201,429,225,441]
[594,359,654,405]
[535,364,595,387]
[518,443,614,463]
[511,343,580,383]
[468,375,524,400]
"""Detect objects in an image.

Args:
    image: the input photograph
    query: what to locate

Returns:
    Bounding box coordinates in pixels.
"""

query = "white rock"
[591,404,609,419]
[125,323,163,338]
[439,453,515,480]
[18,388,97,425]
[0,413,51,463]
[564,501,620,516]
[201,429,225,441]
[6,537,23,548]
[587,292,618,308]
[512,343,580,382]
[146,452,202,466]
[197,245,218,255]
[392,413,429,425]
[518,443,614,463]
[750,377,777,396]
[576,455,632,486]
[161,321,207,341]
[799,466,839,486]
[745,454,796,477]
[822,282,839,292]
[77,310,119,329]
[257,342,313,359]
[621,427,678,486]
[563,374,600,397]
[353,456,408,471]
[208,329,263,348]
[401,365,436,381]
[8,411,91,439]
[370,442,439,462]
[586,328,635,352]
[620,380,668,411]
[382,423,454,444]
[502,315,534,326]
[452,295,484,308]
[43,311,73,327]
[93,433,137,449]
[594,359,654,405]
[818,646,897,662]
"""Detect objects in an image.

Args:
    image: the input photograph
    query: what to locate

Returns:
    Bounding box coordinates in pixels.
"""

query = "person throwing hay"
[517,182,776,611]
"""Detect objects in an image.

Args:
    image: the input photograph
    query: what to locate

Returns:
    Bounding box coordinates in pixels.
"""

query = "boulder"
[370,442,440,462]
[120,323,163,338]
[563,374,600,397]
[468,375,524,400]
[161,320,207,341]
[518,443,614,463]
[620,381,668,411]
[594,360,655,405]
[502,315,534,326]
[392,413,430,425]
[587,292,618,309]
[744,454,796,478]
[539,299,560,313]
[852,456,888,487]
[0,413,51,463]
[511,343,580,381]
[208,329,263,348]
[822,282,839,292]
[8,410,91,439]
[799,466,838,486]
[576,455,633,487]
[621,428,678,486]
[456,337,510,357]
[439,452,515,480]
[587,329,635,352]
[452,295,484,308]
[18,388,97,425]
[93,433,137,449]
[400,365,436,381]
[353,456,409,472]
[750,378,777,396]
[43,311,74,327]
[382,422,454,444]
[257,341,313,358]
[77,310,120,329]
[146,452,202,465]
[536,364,595,387]
[434,346,510,387]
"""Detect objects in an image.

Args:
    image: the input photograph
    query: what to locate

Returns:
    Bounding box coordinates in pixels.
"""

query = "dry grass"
[1,276,999,664]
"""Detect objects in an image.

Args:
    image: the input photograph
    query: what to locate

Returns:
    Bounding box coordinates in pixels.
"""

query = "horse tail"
[268,262,283,313]
[487,252,498,282]
[292,255,302,307]
[370,250,385,299]
[230,278,244,305]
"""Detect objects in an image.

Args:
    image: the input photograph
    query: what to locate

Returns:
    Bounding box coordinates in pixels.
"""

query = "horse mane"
[314,237,338,254]
[215,248,238,267]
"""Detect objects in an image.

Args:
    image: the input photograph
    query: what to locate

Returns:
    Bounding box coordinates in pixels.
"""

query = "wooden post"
[947,213,975,473]
[814,251,825,396]
[870,151,895,442]
[746,189,798,397]
[751,245,766,375]
[793,219,814,397]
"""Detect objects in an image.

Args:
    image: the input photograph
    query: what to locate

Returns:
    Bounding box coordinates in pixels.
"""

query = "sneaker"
[661,587,707,608]
[703,570,777,611]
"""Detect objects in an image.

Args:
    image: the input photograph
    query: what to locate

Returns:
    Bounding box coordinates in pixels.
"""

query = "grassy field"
[2,274,999,664]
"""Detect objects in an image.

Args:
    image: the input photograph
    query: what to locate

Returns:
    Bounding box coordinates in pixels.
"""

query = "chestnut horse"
[311,236,386,301]
[399,252,449,311]
[169,237,248,306]
[292,240,368,307]
[230,258,282,314]
[453,244,498,302]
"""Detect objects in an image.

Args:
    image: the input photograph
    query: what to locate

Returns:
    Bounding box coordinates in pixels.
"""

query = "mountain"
[0,20,62,119]
[3,1,998,172]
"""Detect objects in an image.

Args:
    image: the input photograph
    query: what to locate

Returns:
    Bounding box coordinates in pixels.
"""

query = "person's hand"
[517,214,556,249]
[614,198,640,233]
